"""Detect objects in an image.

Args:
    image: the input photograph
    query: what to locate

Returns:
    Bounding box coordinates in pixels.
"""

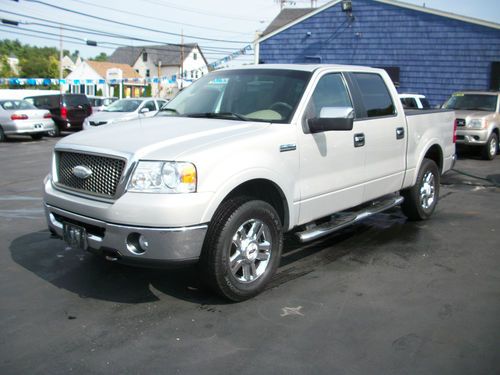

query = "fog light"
[126,233,147,255]
[139,235,149,250]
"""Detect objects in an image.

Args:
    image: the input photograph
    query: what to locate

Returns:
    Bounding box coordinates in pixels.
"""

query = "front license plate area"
[63,222,88,250]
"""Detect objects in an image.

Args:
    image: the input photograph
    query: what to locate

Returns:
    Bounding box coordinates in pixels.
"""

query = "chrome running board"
[296,195,404,243]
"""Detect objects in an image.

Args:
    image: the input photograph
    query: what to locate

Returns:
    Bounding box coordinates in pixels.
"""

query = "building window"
[143,52,148,62]
[146,69,150,77]
[193,53,197,60]
[190,71,193,79]
[490,62,500,90]
[195,70,199,79]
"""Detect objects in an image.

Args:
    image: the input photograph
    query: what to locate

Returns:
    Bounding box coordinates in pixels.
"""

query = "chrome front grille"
[56,151,126,198]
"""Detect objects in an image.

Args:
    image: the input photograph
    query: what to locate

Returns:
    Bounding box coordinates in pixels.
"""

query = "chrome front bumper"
[45,203,207,267]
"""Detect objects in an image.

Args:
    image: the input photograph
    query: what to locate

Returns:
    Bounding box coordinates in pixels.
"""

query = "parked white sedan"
[0,99,55,141]
[83,98,168,130]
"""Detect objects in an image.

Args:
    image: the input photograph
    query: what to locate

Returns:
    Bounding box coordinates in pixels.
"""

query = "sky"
[0,0,499,64]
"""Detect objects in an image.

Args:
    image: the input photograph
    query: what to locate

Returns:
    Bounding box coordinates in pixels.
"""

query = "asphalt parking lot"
[1,136,499,375]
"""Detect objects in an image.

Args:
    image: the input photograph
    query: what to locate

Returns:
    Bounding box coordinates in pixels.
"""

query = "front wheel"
[481,133,498,160]
[199,197,283,301]
[0,127,6,142]
[401,158,440,221]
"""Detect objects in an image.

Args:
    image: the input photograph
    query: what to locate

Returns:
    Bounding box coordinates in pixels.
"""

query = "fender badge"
[72,165,93,179]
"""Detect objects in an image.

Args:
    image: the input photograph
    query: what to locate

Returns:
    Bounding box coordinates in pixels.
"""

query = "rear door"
[346,72,407,202]
[64,95,91,124]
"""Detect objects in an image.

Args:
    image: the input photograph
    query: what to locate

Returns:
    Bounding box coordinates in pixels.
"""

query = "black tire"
[48,126,61,137]
[401,158,440,221]
[30,133,43,140]
[0,127,6,142]
[481,133,498,160]
[199,197,283,301]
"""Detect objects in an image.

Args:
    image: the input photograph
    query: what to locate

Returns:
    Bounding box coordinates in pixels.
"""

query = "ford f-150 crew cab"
[44,65,456,301]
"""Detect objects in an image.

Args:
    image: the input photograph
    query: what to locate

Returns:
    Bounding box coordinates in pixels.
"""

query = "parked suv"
[24,94,92,137]
[443,91,499,160]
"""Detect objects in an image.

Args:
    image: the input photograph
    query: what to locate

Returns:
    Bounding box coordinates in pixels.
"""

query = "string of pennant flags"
[0,45,254,86]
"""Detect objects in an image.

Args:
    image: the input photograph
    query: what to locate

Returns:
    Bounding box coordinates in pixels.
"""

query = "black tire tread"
[199,196,282,301]
[401,158,440,221]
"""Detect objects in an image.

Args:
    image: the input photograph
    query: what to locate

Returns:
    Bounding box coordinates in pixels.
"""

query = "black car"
[24,94,92,136]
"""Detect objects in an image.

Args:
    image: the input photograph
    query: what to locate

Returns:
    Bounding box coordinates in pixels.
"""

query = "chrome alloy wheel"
[489,137,497,158]
[229,219,272,283]
[419,170,436,210]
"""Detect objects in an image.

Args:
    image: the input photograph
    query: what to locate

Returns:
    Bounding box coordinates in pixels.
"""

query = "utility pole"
[59,24,63,94]
[180,30,184,90]
[157,60,162,97]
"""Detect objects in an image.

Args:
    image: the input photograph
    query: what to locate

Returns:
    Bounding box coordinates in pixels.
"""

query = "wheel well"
[225,179,289,229]
[493,127,499,137]
[424,145,443,173]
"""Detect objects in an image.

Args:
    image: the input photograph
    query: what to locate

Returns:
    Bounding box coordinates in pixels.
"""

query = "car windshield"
[1,100,37,110]
[158,69,312,123]
[104,99,142,112]
[443,94,497,111]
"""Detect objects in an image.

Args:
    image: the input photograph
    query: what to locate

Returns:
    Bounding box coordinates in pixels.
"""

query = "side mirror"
[307,106,354,133]
[139,107,150,114]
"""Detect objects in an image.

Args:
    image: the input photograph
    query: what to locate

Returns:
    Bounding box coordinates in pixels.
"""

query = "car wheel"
[401,158,440,221]
[0,127,6,142]
[31,133,43,140]
[481,133,498,160]
[48,126,61,137]
[199,197,283,301]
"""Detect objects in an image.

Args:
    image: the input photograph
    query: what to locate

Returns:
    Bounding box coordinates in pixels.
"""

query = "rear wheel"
[481,133,498,160]
[401,158,440,221]
[30,133,43,140]
[48,126,61,137]
[199,197,283,301]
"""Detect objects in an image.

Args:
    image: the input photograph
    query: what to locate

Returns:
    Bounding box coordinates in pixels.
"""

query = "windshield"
[443,94,498,111]
[104,99,142,112]
[0,100,37,110]
[158,69,311,123]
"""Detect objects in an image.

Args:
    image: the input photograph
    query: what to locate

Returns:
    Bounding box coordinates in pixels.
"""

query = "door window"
[306,73,352,118]
[352,73,396,118]
[143,101,157,111]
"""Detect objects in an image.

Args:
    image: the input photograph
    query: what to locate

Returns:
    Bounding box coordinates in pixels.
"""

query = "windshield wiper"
[159,108,179,115]
[185,112,248,121]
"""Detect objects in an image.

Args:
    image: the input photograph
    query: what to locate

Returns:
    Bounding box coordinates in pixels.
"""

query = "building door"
[490,62,500,90]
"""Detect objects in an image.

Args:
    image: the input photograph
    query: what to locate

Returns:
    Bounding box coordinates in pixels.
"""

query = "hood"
[453,110,492,119]
[87,111,137,123]
[57,116,269,160]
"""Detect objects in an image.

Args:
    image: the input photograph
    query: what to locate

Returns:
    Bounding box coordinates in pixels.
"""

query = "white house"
[65,60,145,98]
[109,44,209,97]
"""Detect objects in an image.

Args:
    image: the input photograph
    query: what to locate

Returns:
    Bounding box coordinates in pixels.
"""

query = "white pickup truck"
[44,65,456,301]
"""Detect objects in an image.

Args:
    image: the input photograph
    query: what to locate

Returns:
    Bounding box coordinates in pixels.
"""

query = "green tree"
[89,52,108,62]
[0,55,15,77]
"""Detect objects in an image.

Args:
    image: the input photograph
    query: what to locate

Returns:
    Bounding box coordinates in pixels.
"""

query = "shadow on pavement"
[10,210,421,305]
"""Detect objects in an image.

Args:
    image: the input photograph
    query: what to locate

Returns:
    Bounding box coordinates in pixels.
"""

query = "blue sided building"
[255,0,500,106]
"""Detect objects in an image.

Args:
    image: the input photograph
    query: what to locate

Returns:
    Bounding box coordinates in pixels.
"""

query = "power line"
[65,0,251,36]
[0,10,247,51]
[25,0,251,44]
[141,0,263,22]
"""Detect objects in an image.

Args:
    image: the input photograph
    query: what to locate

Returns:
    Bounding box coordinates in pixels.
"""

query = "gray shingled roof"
[261,8,315,37]
[109,44,204,66]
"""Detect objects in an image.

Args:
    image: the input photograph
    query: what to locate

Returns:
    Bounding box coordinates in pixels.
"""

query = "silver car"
[83,98,168,130]
[0,99,55,141]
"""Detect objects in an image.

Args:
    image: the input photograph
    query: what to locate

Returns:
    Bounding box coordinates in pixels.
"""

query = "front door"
[297,72,366,225]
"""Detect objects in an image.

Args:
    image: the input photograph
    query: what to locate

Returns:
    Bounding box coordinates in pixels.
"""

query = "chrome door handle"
[354,133,365,147]
[396,127,405,139]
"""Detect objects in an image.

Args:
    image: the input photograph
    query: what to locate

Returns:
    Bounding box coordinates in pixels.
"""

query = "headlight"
[127,161,197,193]
[468,119,485,129]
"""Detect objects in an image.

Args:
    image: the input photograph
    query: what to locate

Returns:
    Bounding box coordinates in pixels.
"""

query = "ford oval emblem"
[72,165,93,179]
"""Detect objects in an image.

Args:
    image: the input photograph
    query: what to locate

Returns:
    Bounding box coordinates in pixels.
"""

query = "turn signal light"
[453,119,457,143]
[11,114,28,120]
